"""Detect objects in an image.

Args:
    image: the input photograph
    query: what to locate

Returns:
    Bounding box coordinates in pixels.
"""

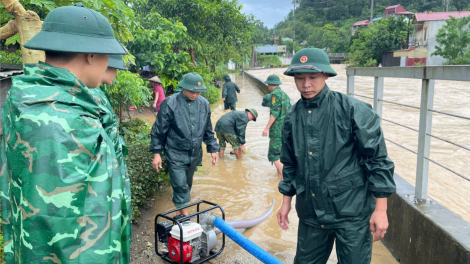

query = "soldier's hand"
[153,154,162,172]
[369,208,389,242]
[262,128,269,137]
[277,201,291,230]
[241,145,246,154]
[222,98,225,101]
[211,153,218,166]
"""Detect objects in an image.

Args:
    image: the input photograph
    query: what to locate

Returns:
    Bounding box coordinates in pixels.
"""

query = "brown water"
[139,73,398,263]
[249,66,470,223]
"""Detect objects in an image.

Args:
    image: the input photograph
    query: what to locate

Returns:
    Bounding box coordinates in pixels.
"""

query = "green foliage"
[348,16,407,67]
[201,84,220,104]
[258,55,282,67]
[103,70,152,121]
[432,16,470,65]
[5,34,20,46]
[121,119,169,219]
[307,24,342,52]
[414,61,426,66]
[364,58,378,67]
[0,50,22,64]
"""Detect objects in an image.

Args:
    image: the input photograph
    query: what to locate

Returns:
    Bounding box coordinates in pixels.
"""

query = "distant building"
[282,37,293,42]
[396,11,470,66]
[371,17,382,24]
[383,4,412,18]
[255,45,287,55]
[351,20,370,35]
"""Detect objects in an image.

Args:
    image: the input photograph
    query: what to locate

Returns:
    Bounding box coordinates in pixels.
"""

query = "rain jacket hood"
[222,79,240,104]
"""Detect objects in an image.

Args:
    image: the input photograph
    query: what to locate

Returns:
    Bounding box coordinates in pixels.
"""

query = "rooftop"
[352,20,370,27]
[414,11,470,22]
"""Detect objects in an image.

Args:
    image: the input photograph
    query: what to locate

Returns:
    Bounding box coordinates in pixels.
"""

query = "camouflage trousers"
[268,137,281,162]
[224,102,236,111]
[216,131,240,150]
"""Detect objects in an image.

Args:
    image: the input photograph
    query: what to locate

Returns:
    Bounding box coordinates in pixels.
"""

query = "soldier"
[277,47,396,264]
[214,109,258,159]
[222,74,240,111]
[262,74,291,180]
[150,73,220,216]
[262,93,272,107]
[0,4,130,264]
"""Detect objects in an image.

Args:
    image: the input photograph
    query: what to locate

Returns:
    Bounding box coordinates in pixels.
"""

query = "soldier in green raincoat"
[262,93,272,107]
[215,108,257,159]
[0,4,130,264]
[277,47,396,264]
[222,74,240,111]
[262,74,291,180]
[150,73,220,216]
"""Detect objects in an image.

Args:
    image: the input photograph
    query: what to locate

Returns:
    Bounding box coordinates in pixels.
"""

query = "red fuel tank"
[168,236,193,263]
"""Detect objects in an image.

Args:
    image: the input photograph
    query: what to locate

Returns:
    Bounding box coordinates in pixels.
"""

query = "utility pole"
[446,0,450,12]
[293,0,296,56]
[370,0,374,24]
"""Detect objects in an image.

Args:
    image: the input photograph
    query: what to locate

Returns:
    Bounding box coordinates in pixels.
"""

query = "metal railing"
[346,66,470,201]
[327,53,349,57]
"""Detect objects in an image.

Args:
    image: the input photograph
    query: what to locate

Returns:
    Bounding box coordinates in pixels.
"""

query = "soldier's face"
[183,89,201,101]
[294,73,329,99]
[83,54,109,88]
[101,67,118,85]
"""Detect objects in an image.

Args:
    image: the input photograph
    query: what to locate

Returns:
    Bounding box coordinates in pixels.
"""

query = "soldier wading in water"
[0,4,131,263]
[277,47,396,264]
[151,73,220,216]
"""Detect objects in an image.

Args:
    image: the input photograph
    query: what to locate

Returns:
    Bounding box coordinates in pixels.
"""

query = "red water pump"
[168,236,192,263]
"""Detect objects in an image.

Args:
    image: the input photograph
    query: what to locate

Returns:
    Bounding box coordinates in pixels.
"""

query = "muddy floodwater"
[250,66,470,224]
[132,73,398,264]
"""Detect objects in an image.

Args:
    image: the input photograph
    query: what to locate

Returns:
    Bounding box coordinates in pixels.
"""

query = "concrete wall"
[383,175,470,264]
[426,20,447,66]
[243,71,296,105]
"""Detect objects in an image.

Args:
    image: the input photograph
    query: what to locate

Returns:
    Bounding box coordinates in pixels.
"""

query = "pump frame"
[155,200,226,264]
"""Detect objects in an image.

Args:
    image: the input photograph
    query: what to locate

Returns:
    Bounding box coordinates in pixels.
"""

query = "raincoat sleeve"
[234,116,247,145]
[235,83,240,93]
[351,101,396,198]
[203,104,220,153]
[279,114,296,196]
[222,83,228,99]
[150,99,171,154]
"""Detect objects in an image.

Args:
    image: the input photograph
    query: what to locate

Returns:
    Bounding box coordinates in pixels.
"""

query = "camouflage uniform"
[268,87,291,162]
[1,62,131,263]
[216,131,240,150]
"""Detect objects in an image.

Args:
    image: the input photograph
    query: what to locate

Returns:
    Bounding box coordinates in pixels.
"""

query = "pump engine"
[157,215,219,263]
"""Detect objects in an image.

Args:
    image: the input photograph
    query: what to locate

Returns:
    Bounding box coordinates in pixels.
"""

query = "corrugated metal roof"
[256,45,279,53]
[0,70,23,79]
[414,11,470,22]
[352,20,370,27]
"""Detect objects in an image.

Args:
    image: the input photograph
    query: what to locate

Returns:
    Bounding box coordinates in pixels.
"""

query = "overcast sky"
[238,0,294,29]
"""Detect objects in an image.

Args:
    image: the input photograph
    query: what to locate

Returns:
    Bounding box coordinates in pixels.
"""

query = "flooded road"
[135,73,397,264]
[249,66,470,223]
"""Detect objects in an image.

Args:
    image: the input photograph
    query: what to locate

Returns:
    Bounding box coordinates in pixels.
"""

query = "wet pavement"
[131,73,398,264]
[249,66,470,224]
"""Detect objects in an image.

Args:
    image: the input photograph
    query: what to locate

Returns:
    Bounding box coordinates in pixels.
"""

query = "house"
[383,4,412,18]
[351,20,370,35]
[371,17,382,24]
[255,45,287,55]
[406,11,470,65]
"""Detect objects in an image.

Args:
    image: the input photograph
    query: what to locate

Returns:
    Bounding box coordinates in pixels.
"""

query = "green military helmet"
[245,108,258,122]
[284,47,337,77]
[24,4,126,55]
[264,74,282,85]
[178,72,207,92]
[262,93,272,107]
[108,55,127,70]
[224,74,231,81]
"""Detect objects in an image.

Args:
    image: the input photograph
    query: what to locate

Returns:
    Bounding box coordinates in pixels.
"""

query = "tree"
[432,16,470,65]
[307,24,341,52]
[0,0,136,63]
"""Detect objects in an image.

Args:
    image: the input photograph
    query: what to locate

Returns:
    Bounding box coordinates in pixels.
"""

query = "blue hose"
[213,217,284,264]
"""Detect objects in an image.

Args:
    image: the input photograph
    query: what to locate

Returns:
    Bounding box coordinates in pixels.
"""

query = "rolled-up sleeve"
[150,99,170,154]
[279,115,296,196]
[352,102,396,198]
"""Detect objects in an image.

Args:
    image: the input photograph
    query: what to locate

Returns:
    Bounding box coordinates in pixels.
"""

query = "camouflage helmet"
[262,94,272,107]
[264,74,282,85]
[245,108,258,121]
[178,73,207,92]
[108,55,127,70]
[24,4,126,54]
[284,47,337,77]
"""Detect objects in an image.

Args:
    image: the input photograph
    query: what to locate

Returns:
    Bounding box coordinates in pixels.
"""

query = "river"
[249,65,470,224]
[134,72,398,264]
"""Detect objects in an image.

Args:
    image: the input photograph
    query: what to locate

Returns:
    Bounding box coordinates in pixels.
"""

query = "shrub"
[0,50,22,65]
[258,55,282,67]
[364,58,378,67]
[201,84,220,104]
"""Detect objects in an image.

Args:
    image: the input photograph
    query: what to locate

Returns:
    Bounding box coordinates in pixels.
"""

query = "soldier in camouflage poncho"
[262,74,291,180]
[1,4,130,264]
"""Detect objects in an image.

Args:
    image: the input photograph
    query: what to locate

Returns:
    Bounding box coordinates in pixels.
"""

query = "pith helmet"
[245,108,258,121]
[224,74,231,80]
[262,94,272,107]
[284,47,337,77]
[108,55,127,70]
[149,76,162,84]
[264,74,282,85]
[178,73,207,92]
[24,4,126,54]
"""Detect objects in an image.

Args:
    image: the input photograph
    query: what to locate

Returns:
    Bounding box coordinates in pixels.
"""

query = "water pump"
[155,201,225,264]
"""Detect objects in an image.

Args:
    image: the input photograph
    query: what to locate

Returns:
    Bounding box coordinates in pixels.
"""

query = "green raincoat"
[214,111,250,145]
[150,92,219,206]
[279,85,396,227]
[1,62,131,263]
[222,77,240,110]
